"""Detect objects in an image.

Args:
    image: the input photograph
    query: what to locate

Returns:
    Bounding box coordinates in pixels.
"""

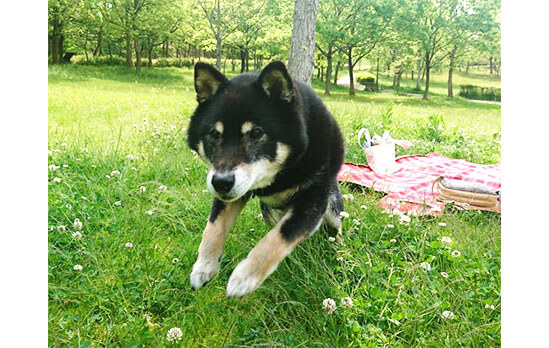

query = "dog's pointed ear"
[258,61,294,102]
[194,62,228,103]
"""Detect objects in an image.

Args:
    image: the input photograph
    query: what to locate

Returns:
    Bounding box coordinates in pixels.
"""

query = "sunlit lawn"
[48,64,500,347]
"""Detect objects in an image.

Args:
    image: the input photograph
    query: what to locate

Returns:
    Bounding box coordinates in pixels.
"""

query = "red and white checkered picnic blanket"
[337,153,501,216]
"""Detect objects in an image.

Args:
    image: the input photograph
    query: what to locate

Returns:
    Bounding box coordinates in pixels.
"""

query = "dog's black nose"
[212,173,235,194]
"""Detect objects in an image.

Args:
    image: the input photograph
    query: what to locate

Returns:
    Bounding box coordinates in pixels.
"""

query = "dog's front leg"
[190,197,247,290]
[226,194,326,297]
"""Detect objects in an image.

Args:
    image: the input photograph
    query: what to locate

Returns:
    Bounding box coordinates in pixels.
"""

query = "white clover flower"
[65,204,72,210]
[131,167,137,172]
[48,150,53,156]
[81,196,88,201]
[485,304,495,310]
[336,257,344,262]
[73,264,83,271]
[202,189,208,193]
[322,298,337,314]
[126,154,136,160]
[61,143,67,148]
[71,231,82,240]
[63,164,69,168]
[57,225,66,233]
[125,242,133,248]
[49,164,60,171]
[172,258,179,264]
[352,218,360,225]
[110,170,120,177]
[106,175,111,179]
[390,238,397,243]
[441,272,449,278]
[73,218,83,230]
[158,185,167,191]
[166,327,183,342]
[438,222,447,227]
[53,177,61,183]
[451,250,461,258]
[139,186,146,193]
[360,205,367,210]
[399,214,411,225]
[419,262,432,271]
[114,201,122,206]
[386,224,395,228]
[249,228,255,232]
[441,236,452,243]
[82,147,89,153]
[442,310,455,319]
[341,297,354,308]
[146,210,154,216]
[339,211,349,219]
[328,237,336,242]
[342,194,354,201]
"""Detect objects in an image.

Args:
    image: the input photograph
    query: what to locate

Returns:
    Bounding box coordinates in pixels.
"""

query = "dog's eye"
[208,128,221,140]
[249,126,264,139]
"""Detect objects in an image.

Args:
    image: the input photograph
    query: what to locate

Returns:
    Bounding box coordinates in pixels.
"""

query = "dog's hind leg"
[190,196,248,290]
[260,202,286,227]
[324,181,344,234]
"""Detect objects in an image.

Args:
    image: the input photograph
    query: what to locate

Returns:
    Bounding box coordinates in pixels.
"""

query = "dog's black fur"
[187,61,345,296]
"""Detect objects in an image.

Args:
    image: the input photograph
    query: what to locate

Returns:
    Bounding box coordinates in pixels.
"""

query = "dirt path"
[336,76,501,105]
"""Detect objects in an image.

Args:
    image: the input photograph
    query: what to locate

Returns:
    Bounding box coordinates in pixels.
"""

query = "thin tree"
[288,0,319,85]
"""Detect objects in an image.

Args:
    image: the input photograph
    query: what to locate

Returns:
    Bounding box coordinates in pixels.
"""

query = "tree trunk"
[59,34,65,61]
[148,47,153,68]
[240,49,245,73]
[376,56,380,90]
[489,56,493,74]
[134,36,141,73]
[448,47,457,97]
[347,48,355,95]
[84,34,89,62]
[215,36,222,69]
[416,59,422,90]
[215,0,222,69]
[125,30,132,67]
[448,67,453,97]
[288,0,319,85]
[466,61,470,73]
[423,52,430,100]
[93,27,103,56]
[324,52,332,95]
[51,15,61,64]
[334,60,340,85]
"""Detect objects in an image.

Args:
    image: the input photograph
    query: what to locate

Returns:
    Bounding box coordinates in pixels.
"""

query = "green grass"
[49,65,500,347]
[355,67,501,98]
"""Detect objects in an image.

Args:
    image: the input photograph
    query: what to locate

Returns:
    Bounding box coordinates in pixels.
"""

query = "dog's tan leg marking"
[190,200,246,289]
[226,210,304,297]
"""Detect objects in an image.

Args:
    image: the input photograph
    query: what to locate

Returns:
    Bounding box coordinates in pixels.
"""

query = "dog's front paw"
[190,258,220,290]
[226,258,262,297]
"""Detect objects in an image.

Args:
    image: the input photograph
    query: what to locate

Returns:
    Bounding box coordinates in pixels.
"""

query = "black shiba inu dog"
[187,61,345,297]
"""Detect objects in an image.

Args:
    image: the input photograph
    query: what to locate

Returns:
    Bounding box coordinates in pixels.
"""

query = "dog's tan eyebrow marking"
[241,121,254,134]
[215,121,224,134]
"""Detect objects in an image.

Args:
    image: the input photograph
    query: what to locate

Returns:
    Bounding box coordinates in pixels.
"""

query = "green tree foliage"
[48,0,500,95]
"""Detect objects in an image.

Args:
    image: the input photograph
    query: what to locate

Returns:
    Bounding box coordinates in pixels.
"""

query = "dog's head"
[187,61,308,202]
